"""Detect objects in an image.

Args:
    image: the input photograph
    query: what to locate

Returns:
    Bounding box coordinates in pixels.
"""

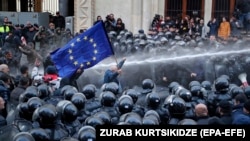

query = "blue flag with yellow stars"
[50,21,114,78]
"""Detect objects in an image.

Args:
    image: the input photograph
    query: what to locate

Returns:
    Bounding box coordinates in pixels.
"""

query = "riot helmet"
[81,84,97,99]
[164,95,186,118]
[168,81,180,94]
[117,95,134,114]
[29,128,50,141]
[190,85,203,98]
[189,80,201,89]
[178,118,197,125]
[37,84,51,99]
[71,92,86,110]
[145,92,161,108]
[84,116,104,127]
[102,82,119,95]
[93,111,111,125]
[201,80,212,90]
[77,126,96,141]
[215,77,230,93]
[177,88,192,102]
[64,88,78,101]
[100,91,116,107]
[142,78,154,90]
[37,104,58,126]
[27,97,44,113]
[13,132,35,141]
[122,89,139,103]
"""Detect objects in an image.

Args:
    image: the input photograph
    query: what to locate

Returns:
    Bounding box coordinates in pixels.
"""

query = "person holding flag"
[50,21,115,89]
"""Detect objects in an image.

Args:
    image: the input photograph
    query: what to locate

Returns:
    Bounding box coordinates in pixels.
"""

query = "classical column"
[142,0,152,32]
[59,0,68,17]
[204,0,213,30]
[74,0,95,33]
[131,0,142,34]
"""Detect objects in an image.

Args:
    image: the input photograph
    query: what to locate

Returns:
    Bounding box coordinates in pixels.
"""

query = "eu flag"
[50,21,114,78]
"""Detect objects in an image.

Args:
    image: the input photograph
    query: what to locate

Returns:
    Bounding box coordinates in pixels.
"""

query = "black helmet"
[124,112,142,125]
[117,95,134,114]
[27,97,44,113]
[189,80,201,89]
[145,92,161,108]
[61,137,79,141]
[64,88,78,101]
[178,118,197,125]
[201,81,212,90]
[100,91,116,107]
[93,111,111,125]
[61,85,76,96]
[142,116,159,125]
[215,77,229,93]
[142,78,154,90]
[102,82,119,95]
[77,126,96,141]
[56,100,78,122]
[177,88,192,102]
[37,84,51,99]
[122,89,139,103]
[168,82,180,93]
[37,104,57,126]
[19,86,38,103]
[13,132,35,141]
[164,95,186,118]
[229,86,244,98]
[29,128,50,141]
[81,84,97,99]
[17,102,32,120]
[144,110,161,123]
[190,85,203,98]
[244,86,250,99]
[71,92,86,110]
[84,116,104,127]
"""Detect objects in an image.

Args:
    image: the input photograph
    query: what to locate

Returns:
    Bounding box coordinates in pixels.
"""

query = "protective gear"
[61,85,78,97]
[244,86,250,99]
[13,132,35,141]
[168,81,180,93]
[93,111,111,125]
[17,102,32,120]
[27,97,44,113]
[177,88,192,102]
[122,89,139,103]
[36,104,58,127]
[77,126,96,141]
[178,118,197,125]
[117,95,134,114]
[84,116,104,127]
[57,100,78,122]
[215,77,230,93]
[71,92,86,110]
[190,85,203,98]
[81,84,97,99]
[102,82,119,95]
[100,91,116,107]
[201,80,212,90]
[229,86,244,98]
[61,137,79,141]
[19,86,38,103]
[37,84,51,99]
[142,116,159,125]
[142,78,154,90]
[123,112,142,125]
[29,128,50,141]
[144,110,161,124]
[64,88,78,101]
[189,80,201,89]
[145,92,161,108]
[164,95,186,119]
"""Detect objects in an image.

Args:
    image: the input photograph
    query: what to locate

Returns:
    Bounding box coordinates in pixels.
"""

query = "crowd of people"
[0,9,249,140]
